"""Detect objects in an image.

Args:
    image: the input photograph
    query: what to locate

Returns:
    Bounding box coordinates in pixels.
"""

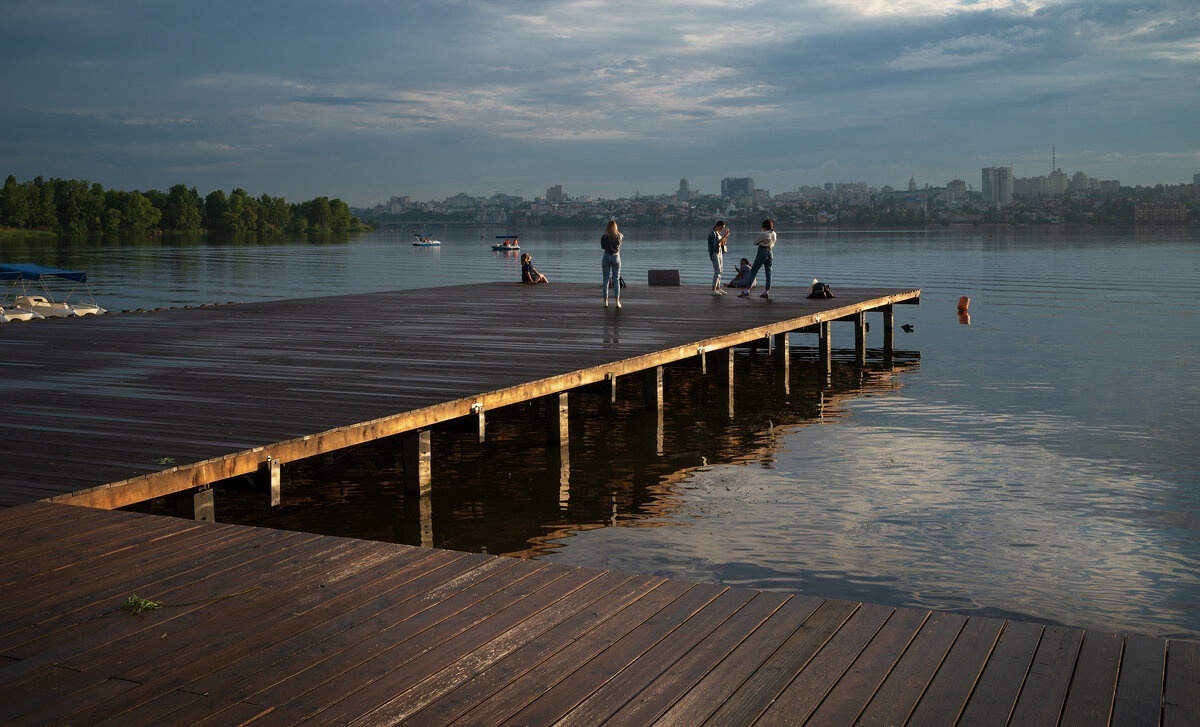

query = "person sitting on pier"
[521,253,549,284]
[726,258,755,289]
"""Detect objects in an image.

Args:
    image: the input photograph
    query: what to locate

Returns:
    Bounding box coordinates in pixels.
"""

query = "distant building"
[1135,202,1189,223]
[720,177,754,199]
[946,179,967,203]
[982,167,1013,209]
[1045,169,1068,196]
[675,178,693,202]
[545,185,564,204]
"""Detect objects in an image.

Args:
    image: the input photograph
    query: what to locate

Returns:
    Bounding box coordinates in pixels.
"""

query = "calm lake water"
[4,225,1198,639]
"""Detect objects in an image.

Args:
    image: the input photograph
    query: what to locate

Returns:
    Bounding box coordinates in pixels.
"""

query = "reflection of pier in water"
[198,344,920,558]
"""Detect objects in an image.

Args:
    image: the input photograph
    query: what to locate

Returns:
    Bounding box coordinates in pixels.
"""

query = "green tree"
[27,177,57,229]
[164,184,203,231]
[225,188,259,235]
[305,196,332,229]
[54,178,101,234]
[329,198,352,231]
[122,191,162,234]
[203,189,229,231]
[258,193,293,233]
[0,175,30,228]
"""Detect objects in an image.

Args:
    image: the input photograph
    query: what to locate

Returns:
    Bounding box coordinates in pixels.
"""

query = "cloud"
[0,0,1196,202]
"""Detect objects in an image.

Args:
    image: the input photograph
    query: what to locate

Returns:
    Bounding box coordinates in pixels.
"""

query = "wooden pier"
[0,282,916,510]
[2,284,1199,725]
[1,501,1197,725]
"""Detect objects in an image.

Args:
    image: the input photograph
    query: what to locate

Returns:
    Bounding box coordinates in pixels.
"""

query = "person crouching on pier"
[521,253,549,284]
[727,258,754,290]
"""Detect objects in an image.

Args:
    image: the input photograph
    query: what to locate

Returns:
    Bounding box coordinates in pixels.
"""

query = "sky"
[2,0,1198,207]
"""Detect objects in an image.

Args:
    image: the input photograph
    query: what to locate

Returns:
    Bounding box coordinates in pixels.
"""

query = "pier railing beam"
[402,430,432,495]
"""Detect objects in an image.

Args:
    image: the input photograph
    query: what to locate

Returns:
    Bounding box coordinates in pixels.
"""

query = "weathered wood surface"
[0,283,917,508]
[1,502,1196,726]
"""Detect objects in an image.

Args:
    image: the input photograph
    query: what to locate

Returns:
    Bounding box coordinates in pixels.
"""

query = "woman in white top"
[739,219,776,299]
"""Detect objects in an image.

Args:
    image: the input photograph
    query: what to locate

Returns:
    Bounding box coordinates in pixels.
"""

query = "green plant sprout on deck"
[121,594,162,615]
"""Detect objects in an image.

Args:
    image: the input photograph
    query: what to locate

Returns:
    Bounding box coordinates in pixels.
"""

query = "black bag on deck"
[808,281,835,299]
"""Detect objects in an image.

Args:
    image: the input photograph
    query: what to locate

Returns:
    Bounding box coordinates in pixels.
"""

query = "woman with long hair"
[600,219,623,308]
[739,219,776,299]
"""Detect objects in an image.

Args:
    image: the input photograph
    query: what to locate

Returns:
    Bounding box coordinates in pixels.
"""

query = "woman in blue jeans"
[739,219,776,299]
[600,219,623,308]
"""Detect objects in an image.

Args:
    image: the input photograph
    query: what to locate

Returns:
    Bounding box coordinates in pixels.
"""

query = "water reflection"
[173,347,917,559]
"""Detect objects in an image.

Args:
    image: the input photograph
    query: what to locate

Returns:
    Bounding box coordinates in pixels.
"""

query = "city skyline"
[2,1,1197,207]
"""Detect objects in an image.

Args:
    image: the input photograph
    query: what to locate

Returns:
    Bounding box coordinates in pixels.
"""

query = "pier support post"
[605,372,617,406]
[402,430,432,495]
[193,486,215,522]
[773,332,791,396]
[773,332,789,369]
[419,492,433,548]
[474,404,486,444]
[643,366,663,411]
[711,347,735,418]
[883,306,895,353]
[558,441,571,508]
[819,321,832,374]
[854,312,867,365]
[263,456,282,507]
[546,392,569,444]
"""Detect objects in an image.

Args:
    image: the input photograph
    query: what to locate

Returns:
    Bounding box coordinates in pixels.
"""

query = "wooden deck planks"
[1,501,1197,726]
[0,283,919,508]
[1113,634,1168,726]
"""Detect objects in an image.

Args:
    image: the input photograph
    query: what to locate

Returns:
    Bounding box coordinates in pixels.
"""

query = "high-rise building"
[720,177,754,198]
[545,185,564,204]
[946,179,967,203]
[981,167,1013,209]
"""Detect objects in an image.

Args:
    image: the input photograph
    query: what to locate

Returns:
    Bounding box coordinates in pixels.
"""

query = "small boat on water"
[0,263,107,319]
[491,235,520,251]
[413,234,441,246]
[0,306,43,323]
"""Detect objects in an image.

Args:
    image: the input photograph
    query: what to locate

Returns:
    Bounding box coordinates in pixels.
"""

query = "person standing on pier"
[601,219,623,308]
[739,219,776,299]
[707,220,730,296]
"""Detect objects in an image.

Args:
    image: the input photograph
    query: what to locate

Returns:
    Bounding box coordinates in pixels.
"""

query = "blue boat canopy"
[0,263,88,283]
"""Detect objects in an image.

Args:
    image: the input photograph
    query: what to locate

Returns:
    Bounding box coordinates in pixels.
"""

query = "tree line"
[0,175,369,235]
